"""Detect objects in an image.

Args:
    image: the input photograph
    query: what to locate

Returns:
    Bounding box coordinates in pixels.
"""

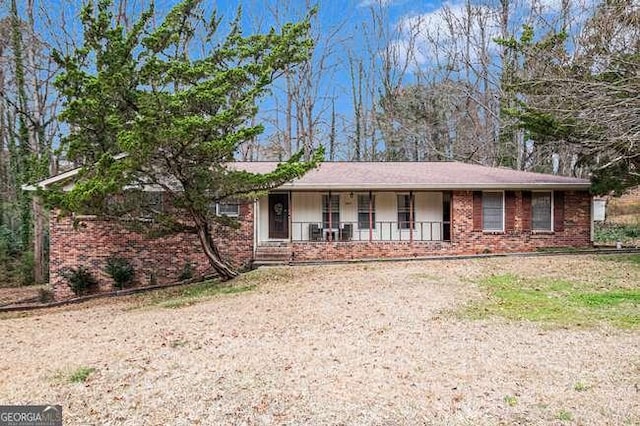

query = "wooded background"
[0,0,638,285]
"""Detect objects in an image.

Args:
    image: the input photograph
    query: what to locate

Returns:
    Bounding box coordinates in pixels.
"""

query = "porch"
[256,190,452,244]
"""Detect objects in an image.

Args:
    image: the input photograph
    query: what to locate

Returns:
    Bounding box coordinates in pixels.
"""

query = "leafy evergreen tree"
[499,1,640,194]
[50,0,322,279]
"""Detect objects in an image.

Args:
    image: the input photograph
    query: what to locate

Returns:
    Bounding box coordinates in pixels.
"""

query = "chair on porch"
[309,223,323,241]
[340,223,353,241]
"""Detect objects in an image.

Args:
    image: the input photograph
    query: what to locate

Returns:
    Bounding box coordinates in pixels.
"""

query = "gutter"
[276,183,592,191]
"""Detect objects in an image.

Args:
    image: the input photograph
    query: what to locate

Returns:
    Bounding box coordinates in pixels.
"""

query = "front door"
[268,193,289,239]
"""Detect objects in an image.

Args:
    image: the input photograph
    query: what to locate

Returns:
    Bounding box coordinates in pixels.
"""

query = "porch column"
[409,191,414,243]
[368,191,373,242]
[288,191,292,242]
[328,190,332,241]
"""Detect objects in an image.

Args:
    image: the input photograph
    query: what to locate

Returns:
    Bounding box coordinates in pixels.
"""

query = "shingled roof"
[236,161,591,191]
[25,161,590,191]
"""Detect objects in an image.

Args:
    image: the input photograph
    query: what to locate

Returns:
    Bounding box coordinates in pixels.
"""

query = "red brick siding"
[522,191,532,232]
[291,190,592,262]
[505,191,516,232]
[50,204,254,300]
[472,191,482,231]
[554,191,565,232]
[50,190,592,299]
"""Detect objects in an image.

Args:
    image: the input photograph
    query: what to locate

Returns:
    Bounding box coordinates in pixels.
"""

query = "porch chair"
[309,223,323,241]
[340,223,353,241]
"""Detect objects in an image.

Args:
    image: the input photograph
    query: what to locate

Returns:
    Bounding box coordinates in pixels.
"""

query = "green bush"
[61,266,98,296]
[594,222,640,243]
[38,288,54,303]
[0,225,21,257]
[105,257,135,289]
[178,261,194,281]
[19,251,35,286]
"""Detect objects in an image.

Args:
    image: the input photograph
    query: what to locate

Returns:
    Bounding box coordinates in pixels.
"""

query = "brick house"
[30,162,593,300]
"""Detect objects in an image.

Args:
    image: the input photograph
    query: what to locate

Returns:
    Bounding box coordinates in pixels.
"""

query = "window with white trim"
[397,194,415,229]
[482,191,504,231]
[357,194,375,229]
[322,194,340,228]
[532,191,552,231]
[216,202,240,217]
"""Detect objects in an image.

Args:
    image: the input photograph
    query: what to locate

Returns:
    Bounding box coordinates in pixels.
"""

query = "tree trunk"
[32,195,46,284]
[192,213,238,281]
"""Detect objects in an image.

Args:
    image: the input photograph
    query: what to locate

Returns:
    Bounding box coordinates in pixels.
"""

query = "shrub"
[148,271,158,286]
[61,266,98,296]
[105,257,135,289]
[594,222,640,243]
[38,288,54,303]
[178,261,194,281]
[19,251,35,286]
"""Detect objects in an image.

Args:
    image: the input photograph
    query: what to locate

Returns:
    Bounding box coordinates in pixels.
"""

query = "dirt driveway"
[1,256,639,425]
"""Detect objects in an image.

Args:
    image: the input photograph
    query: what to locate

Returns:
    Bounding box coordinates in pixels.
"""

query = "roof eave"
[22,168,81,191]
[278,182,591,191]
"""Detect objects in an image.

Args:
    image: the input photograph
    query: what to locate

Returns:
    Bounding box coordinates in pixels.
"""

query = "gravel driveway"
[1,256,639,425]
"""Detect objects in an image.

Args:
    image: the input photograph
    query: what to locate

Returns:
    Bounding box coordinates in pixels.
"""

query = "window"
[482,191,503,231]
[322,194,340,228]
[397,194,415,229]
[357,194,375,229]
[216,202,240,217]
[532,191,552,231]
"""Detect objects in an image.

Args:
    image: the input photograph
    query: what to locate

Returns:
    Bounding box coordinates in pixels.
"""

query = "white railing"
[291,221,450,242]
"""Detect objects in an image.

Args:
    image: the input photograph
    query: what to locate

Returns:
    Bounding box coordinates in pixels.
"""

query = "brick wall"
[49,190,592,299]
[50,204,254,300]
[291,190,592,262]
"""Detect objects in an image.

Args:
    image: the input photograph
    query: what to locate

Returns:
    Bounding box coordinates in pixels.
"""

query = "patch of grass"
[573,381,590,392]
[503,395,518,407]
[170,339,188,348]
[155,281,255,309]
[464,273,640,328]
[555,409,573,421]
[126,268,293,311]
[68,366,96,383]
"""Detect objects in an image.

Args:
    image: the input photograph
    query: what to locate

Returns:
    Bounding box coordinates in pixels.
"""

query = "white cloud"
[392,1,501,70]
[357,0,401,8]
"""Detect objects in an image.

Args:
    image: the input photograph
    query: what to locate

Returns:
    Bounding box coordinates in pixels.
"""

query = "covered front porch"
[256,191,452,244]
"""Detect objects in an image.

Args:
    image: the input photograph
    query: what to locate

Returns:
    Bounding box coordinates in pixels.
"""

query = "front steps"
[254,243,292,265]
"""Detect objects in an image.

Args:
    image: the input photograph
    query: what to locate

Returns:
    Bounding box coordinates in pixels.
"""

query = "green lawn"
[465,256,640,328]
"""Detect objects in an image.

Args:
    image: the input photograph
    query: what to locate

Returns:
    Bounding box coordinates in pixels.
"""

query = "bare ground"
[1,255,639,425]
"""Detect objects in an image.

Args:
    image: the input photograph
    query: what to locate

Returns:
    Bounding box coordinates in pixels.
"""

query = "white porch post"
[368,191,373,242]
[409,191,414,243]
[328,191,332,241]
[288,191,292,242]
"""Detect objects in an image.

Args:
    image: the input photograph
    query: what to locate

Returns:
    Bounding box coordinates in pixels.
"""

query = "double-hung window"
[397,194,414,229]
[322,194,340,229]
[482,191,504,232]
[532,191,552,231]
[357,194,375,229]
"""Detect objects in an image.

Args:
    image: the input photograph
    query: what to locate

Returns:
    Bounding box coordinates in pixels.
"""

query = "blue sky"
[5,0,594,158]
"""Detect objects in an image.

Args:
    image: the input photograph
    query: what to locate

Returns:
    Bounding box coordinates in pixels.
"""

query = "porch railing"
[291,221,450,242]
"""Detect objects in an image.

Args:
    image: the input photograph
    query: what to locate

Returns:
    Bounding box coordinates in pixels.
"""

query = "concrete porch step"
[254,244,292,264]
